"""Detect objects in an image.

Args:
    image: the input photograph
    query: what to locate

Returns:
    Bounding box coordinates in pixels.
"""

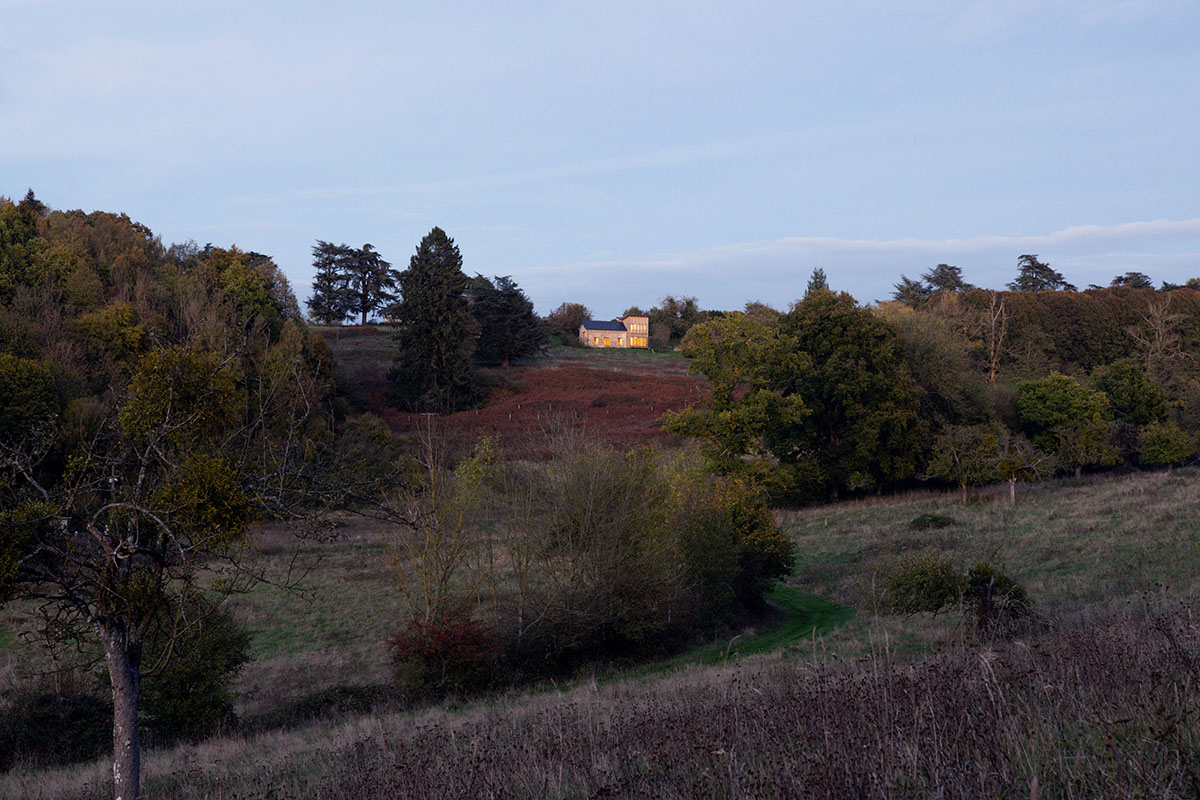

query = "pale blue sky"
[3,0,1198,317]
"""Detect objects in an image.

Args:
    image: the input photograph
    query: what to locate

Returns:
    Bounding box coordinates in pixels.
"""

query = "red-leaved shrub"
[389,606,499,700]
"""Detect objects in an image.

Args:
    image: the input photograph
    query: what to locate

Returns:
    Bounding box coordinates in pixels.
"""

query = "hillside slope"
[319,326,705,449]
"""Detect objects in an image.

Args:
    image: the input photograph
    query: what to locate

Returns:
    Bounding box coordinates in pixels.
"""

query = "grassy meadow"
[3,464,1198,799]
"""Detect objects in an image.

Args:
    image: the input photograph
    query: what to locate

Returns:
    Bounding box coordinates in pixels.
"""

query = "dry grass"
[6,601,1197,799]
[782,468,1200,611]
[4,467,1199,797]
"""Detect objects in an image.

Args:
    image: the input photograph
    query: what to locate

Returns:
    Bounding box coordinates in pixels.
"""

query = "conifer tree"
[343,243,398,326]
[1007,254,1076,292]
[922,263,972,293]
[388,228,481,412]
[307,241,351,325]
[307,240,398,325]
[805,267,829,297]
[467,274,546,367]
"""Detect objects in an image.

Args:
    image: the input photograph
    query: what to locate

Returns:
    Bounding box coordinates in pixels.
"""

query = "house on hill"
[579,314,649,348]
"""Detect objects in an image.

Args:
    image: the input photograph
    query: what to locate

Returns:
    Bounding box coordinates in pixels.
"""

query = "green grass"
[781,467,1200,615]
[684,588,854,665]
[7,468,1200,798]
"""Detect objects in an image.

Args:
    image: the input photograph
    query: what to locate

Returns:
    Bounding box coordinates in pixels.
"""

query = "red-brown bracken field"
[322,326,706,452]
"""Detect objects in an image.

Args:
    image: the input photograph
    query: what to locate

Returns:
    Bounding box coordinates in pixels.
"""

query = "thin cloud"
[517,218,1200,313]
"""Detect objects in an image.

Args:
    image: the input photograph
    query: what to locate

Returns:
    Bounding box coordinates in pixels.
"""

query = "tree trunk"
[101,623,142,800]
[1074,465,1081,480]
[1008,477,1016,506]
[960,483,968,504]
[361,309,368,327]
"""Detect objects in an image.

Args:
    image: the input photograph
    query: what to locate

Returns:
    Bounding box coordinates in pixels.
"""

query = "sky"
[3,0,1199,318]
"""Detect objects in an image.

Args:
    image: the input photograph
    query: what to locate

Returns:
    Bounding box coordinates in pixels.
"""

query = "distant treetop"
[1007,254,1076,292]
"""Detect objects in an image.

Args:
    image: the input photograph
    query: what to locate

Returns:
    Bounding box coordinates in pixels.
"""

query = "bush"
[874,552,964,615]
[140,593,252,741]
[0,692,111,771]
[965,563,1033,636]
[1138,420,1195,468]
[390,606,500,700]
[909,513,956,531]
[874,555,1034,637]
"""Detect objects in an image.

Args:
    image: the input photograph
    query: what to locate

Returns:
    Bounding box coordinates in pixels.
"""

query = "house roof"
[581,320,627,331]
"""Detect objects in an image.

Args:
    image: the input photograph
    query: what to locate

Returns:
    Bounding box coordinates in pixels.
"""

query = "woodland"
[2,192,1199,799]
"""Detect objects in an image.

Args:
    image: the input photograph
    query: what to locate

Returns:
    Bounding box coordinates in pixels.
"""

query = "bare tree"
[984,290,1008,387]
[1127,293,1191,382]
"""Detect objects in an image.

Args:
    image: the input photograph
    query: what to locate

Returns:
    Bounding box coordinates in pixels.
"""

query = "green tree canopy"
[650,294,705,341]
[668,291,922,501]
[306,241,352,324]
[664,312,809,476]
[0,353,60,442]
[467,274,546,367]
[1111,271,1154,289]
[1090,358,1167,425]
[925,423,1002,502]
[1138,420,1194,469]
[308,241,397,326]
[1053,418,1119,478]
[922,263,972,293]
[545,302,591,339]
[892,275,932,307]
[776,290,922,498]
[875,302,993,428]
[388,228,481,412]
[1016,371,1110,448]
[0,195,334,800]
[1007,254,1076,292]
[805,268,829,297]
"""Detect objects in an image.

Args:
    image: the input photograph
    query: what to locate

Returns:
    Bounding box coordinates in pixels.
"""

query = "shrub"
[909,513,956,531]
[1138,420,1195,469]
[874,555,1034,637]
[140,594,252,742]
[390,606,500,700]
[0,692,111,771]
[874,552,965,615]
[965,563,1033,636]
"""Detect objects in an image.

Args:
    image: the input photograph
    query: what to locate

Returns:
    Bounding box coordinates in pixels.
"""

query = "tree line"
[0,192,340,799]
[665,265,1200,504]
[306,229,546,411]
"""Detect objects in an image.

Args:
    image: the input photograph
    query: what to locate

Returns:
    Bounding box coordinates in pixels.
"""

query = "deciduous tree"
[776,290,922,498]
[1,338,329,800]
[925,424,1000,502]
[0,197,334,800]
[1090,358,1166,425]
[1016,371,1110,450]
[545,302,591,339]
[1138,420,1194,471]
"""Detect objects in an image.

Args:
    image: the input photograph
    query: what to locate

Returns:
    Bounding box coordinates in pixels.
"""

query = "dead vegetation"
[3,467,1199,798]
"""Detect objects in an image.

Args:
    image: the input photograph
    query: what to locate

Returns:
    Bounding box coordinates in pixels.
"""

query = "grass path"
[649,587,854,673]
